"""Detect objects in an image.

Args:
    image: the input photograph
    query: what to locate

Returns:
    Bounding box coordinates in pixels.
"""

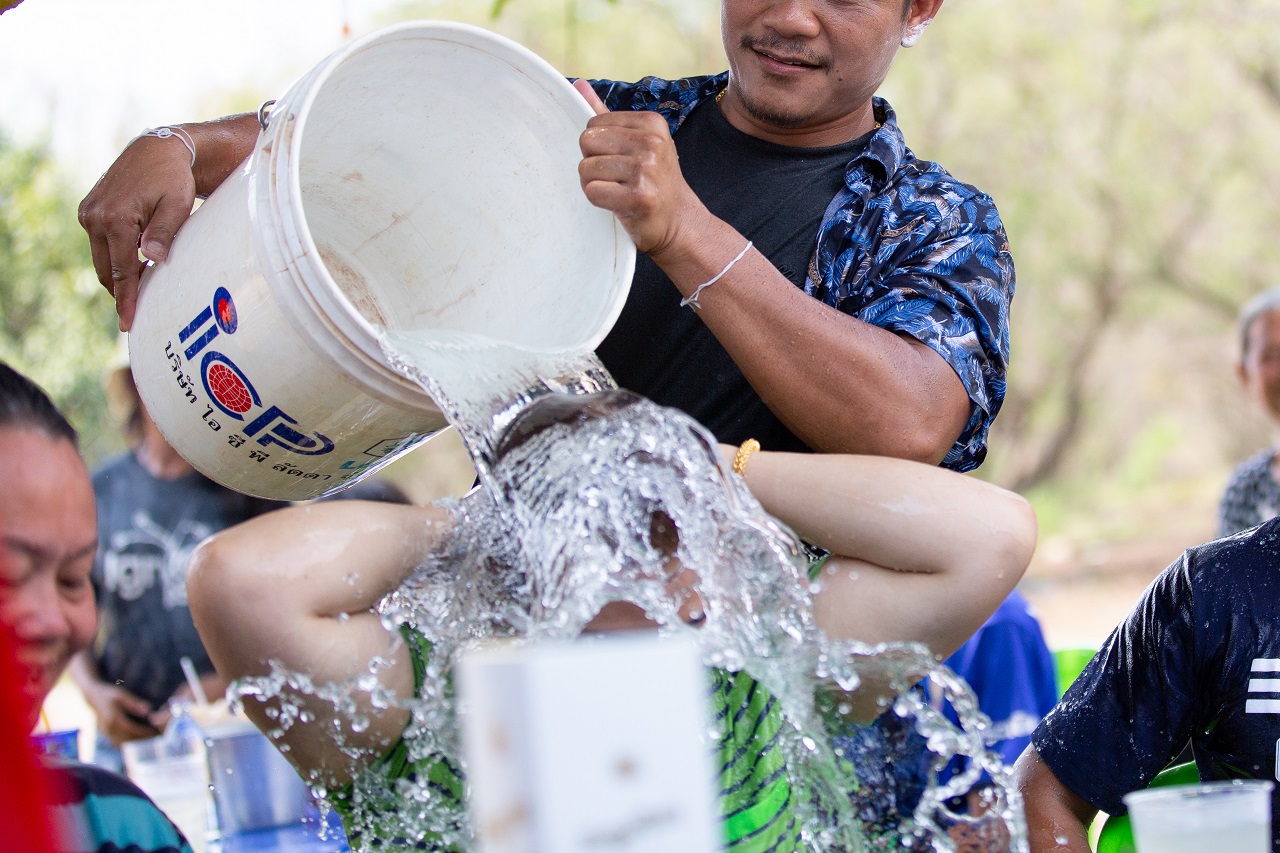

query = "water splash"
[230,328,1028,851]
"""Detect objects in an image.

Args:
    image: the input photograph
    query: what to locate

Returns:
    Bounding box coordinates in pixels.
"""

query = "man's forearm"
[651,216,970,458]
[185,112,262,197]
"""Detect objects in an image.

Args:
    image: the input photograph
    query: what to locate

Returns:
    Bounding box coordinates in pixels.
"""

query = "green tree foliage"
[0,133,120,465]
[884,0,1280,542]
[386,0,722,78]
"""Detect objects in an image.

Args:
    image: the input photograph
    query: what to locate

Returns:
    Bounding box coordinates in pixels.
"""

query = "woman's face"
[0,428,98,730]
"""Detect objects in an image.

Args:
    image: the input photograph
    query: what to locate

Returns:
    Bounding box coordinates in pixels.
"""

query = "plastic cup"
[31,728,79,760]
[122,735,210,853]
[1124,779,1273,853]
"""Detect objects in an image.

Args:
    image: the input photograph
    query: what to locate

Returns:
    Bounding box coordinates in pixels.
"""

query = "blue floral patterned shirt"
[588,74,1015,472]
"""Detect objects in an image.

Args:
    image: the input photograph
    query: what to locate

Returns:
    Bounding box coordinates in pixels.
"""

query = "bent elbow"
[991,492,1038,587]
[186,535,233,636]
[187,530,267,643]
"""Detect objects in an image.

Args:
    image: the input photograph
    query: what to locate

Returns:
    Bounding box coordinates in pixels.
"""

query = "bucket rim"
[264,19,635,363]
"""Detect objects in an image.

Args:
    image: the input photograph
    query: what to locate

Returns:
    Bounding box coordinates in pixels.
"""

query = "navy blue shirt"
[1033,517,1280,843]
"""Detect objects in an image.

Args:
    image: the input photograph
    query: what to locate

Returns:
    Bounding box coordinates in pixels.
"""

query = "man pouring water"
[79,0,1012,472]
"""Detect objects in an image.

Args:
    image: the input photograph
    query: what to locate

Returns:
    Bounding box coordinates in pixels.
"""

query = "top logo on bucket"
[178,287,335,457]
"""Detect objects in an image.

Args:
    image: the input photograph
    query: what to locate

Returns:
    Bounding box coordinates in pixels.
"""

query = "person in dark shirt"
[78,0,1012,473]
[1014,518,1280,851]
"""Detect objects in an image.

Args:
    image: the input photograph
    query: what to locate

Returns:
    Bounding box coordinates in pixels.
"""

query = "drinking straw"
[179,657,208,706]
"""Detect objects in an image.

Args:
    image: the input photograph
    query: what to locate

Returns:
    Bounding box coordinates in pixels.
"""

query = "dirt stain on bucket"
[317,243,388,327]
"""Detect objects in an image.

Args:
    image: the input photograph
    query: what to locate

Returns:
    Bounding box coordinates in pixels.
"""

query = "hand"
[78,134,198,331]
[83,681,160,746]
[573,79,708,260]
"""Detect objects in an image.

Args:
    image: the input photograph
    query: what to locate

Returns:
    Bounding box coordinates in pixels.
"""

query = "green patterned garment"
[326,551,878,851]
[329,629,814,851]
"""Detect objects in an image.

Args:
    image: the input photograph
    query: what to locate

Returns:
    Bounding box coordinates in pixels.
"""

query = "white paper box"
[457,632,721,853]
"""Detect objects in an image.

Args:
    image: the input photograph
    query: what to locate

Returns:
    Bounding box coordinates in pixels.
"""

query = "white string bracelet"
[680,240,753,311]
[137,126,196,167]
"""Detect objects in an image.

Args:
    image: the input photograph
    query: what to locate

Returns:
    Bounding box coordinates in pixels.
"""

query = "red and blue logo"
[178,289,335,457]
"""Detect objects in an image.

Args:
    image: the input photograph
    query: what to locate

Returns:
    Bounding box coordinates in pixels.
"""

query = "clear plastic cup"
[122,734,210,853]
[1123,779,1273,853]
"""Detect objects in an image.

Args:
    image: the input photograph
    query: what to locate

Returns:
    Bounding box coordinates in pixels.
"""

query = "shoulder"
[47,761,192,853]
[48,758,149,802]
[863,99,1005,227]
[1223,449,1275,490]
[1187,516,1280,586]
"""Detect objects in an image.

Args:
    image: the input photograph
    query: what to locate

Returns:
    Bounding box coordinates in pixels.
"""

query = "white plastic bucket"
[129,21,635,501]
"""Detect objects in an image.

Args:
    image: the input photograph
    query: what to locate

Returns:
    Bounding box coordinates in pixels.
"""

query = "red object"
[0,568,59,852]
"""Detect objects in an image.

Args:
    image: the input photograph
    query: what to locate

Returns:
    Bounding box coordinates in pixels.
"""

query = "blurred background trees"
[8,0,1280,601]
[0,134,118,463]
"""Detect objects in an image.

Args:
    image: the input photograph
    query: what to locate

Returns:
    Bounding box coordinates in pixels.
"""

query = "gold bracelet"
[732,438,760,476]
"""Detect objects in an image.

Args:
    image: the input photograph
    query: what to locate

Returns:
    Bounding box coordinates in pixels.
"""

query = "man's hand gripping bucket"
[128,21,635,501]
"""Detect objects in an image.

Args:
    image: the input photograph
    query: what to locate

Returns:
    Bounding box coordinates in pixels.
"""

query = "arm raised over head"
[729,448,1036,659]
[187,500,454,787]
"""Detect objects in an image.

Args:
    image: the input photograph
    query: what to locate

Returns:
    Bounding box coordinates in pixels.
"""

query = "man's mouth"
[742,37,826,71]
[756,47,819,69]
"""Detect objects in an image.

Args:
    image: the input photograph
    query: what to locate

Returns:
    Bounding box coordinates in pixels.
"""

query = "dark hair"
[0,361,78,447]
[494,388,646,461]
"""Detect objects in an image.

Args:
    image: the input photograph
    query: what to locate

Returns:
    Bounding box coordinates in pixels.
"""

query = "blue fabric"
[1032,516,1280,848]
[587,75,1015,472]
[44,758,194,853]
[937,589,1057,788]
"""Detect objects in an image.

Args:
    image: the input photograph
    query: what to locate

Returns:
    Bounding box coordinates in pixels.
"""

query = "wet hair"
[494,388,648,460]
[1237,288,1280,361]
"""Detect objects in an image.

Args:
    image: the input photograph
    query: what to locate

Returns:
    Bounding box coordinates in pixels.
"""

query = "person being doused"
[187,388,1037,851]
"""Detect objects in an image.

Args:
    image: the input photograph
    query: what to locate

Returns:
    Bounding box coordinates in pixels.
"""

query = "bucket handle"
[258,99,278,131]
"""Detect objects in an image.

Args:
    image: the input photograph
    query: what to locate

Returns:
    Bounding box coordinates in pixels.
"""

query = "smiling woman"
[0,369,97,727]
[0,361,196,853]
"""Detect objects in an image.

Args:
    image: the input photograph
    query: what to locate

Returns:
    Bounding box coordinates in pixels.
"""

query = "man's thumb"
[573,79,609,116]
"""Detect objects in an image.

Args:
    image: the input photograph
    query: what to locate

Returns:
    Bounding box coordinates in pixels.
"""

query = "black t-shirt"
[1033,516,1280,846]
[595,98,871,452]
[90,452,283,710]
